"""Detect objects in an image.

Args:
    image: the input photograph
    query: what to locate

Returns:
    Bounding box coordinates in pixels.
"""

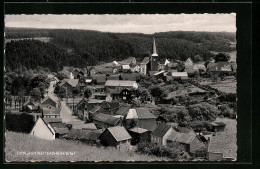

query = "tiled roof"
[59,79,79,87]
[107,74,120,80]
[171,72,188,77]
[107,126,132,141]
[149,71,159,76]
[126,108,157,119]
[43,118,62,123]
[129,127,148,134]
[40,96,58,104]
[23,100,39,107]
[136,108,157,119]
[41,105,60,115]
[93,113,120,125]
[140,57,150,64]
[72,122,97,130]
[49,123,70,134]
[64,129,102,140]
[92,75,107,83]
[120,73,141,81]
[166,131,196,144]
[122,65,130,69]
[151,124,172,138]
[89,106,101,114]
[115,106,131,116]
[105,80,137,87]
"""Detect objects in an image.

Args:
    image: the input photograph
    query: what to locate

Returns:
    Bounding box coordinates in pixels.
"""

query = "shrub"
[188,103,218,121]
[137,142,188,160]
[194,146,208,158]
[5,112,35,133]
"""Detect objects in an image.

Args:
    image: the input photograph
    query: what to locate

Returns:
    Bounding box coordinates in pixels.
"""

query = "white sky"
[5,14,236,34]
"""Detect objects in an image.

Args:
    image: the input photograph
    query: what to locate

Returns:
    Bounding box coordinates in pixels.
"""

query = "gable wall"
[30,119,54,140]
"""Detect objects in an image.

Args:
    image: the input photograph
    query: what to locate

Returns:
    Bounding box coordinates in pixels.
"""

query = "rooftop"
[107,126,132,142]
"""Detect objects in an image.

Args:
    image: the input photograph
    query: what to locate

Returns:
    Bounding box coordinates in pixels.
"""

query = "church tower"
[150,37,159,71]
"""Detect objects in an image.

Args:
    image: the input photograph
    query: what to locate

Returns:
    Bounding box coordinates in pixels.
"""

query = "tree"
[214,53,230,62]
[188,103,218,121]
[193,55,203,62]
[84,87,92,98]
[150,86,163,99]
[58,86,67,98]
[30,88,41,101]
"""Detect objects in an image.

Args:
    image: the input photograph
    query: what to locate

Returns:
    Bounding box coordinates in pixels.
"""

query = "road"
[47,80,85,125]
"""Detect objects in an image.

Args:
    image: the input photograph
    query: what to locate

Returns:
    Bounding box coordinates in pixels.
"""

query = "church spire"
[152,37,158,56]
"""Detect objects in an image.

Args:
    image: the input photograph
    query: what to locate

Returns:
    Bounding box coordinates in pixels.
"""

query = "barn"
[99,126,132,150]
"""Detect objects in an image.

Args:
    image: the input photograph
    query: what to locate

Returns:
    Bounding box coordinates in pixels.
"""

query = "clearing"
[5,131,163,162]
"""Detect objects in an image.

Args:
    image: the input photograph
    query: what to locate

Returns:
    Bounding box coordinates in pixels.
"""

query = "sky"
[5,14,236,34]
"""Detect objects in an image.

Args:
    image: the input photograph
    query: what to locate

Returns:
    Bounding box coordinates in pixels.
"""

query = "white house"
[130,65,140,73]
[30,118,56,140]
[105,80,138,90]
[151,124,176,146]
[30,117,70,140]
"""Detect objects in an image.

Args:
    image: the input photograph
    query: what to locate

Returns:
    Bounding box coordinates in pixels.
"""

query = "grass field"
[5,131,163,162]
[208,118,237,159]
[199,77,237,94]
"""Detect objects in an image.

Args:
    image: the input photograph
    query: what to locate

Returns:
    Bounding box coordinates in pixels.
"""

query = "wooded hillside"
[5,28,236,72]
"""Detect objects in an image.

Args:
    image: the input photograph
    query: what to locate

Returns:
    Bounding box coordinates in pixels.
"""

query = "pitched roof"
[89,106,102,114]
[115,106,131,116]
[135,108,157,119]
[105,80,137,87]
[72,122,97,130]
[166,131,197,144]
[41,105,60,115]
[64,129,102,140]
[23,100,39,107]
[59,79,79,87]
[43,118,62,123]
[93,113,120,125]
[40,96,58,104]
[107,126,131,141]
[171,72,188,77]
[140,57,150,64]
[107,74,120,80]
[120,73,140,81]
[194,64,206,70]
[49,123,70,135]
[151,124,172,138]
[149,71,159,76]
[92,75,107,83]
[122,65,130,69]
[128,127,148,134]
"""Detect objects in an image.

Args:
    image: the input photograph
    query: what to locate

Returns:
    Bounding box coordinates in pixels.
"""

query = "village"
[5,37,237,161]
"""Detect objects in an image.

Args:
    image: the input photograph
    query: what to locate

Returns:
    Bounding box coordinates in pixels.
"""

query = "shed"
[128,127,150,145]
[99,126,132,150]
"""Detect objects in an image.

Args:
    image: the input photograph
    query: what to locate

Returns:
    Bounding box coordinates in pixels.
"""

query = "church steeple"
[150,37,159,71]
[152,37,158,57]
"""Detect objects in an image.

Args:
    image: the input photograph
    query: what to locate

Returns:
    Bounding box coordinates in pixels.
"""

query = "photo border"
[1,0,253,168]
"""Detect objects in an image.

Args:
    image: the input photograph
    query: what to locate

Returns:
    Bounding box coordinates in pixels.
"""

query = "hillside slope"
[5,131,163,162]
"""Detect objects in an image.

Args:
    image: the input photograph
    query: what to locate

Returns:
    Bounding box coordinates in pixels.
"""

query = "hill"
[5,131,163,162]
[5,27,236,72]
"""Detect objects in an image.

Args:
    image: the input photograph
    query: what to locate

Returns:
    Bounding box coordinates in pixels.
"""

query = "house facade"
[151,124,175,146]
[98,126,132,150]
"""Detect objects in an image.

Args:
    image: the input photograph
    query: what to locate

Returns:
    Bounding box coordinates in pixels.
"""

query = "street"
[47,80,85,125]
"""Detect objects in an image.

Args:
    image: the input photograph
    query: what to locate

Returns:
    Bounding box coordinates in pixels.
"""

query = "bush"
[194,146,208,158]
[137,142,188,160]
[218,104,236,119]
[188,103,218,121]
[5,112,35,133]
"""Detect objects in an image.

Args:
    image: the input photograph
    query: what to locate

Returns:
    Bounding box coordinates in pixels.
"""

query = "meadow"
[5,131,163,162]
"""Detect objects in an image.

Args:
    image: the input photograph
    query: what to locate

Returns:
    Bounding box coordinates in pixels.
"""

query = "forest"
[5,27,236,72]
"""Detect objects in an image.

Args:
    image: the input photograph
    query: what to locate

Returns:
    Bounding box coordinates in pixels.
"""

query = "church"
[140,37,159,75]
